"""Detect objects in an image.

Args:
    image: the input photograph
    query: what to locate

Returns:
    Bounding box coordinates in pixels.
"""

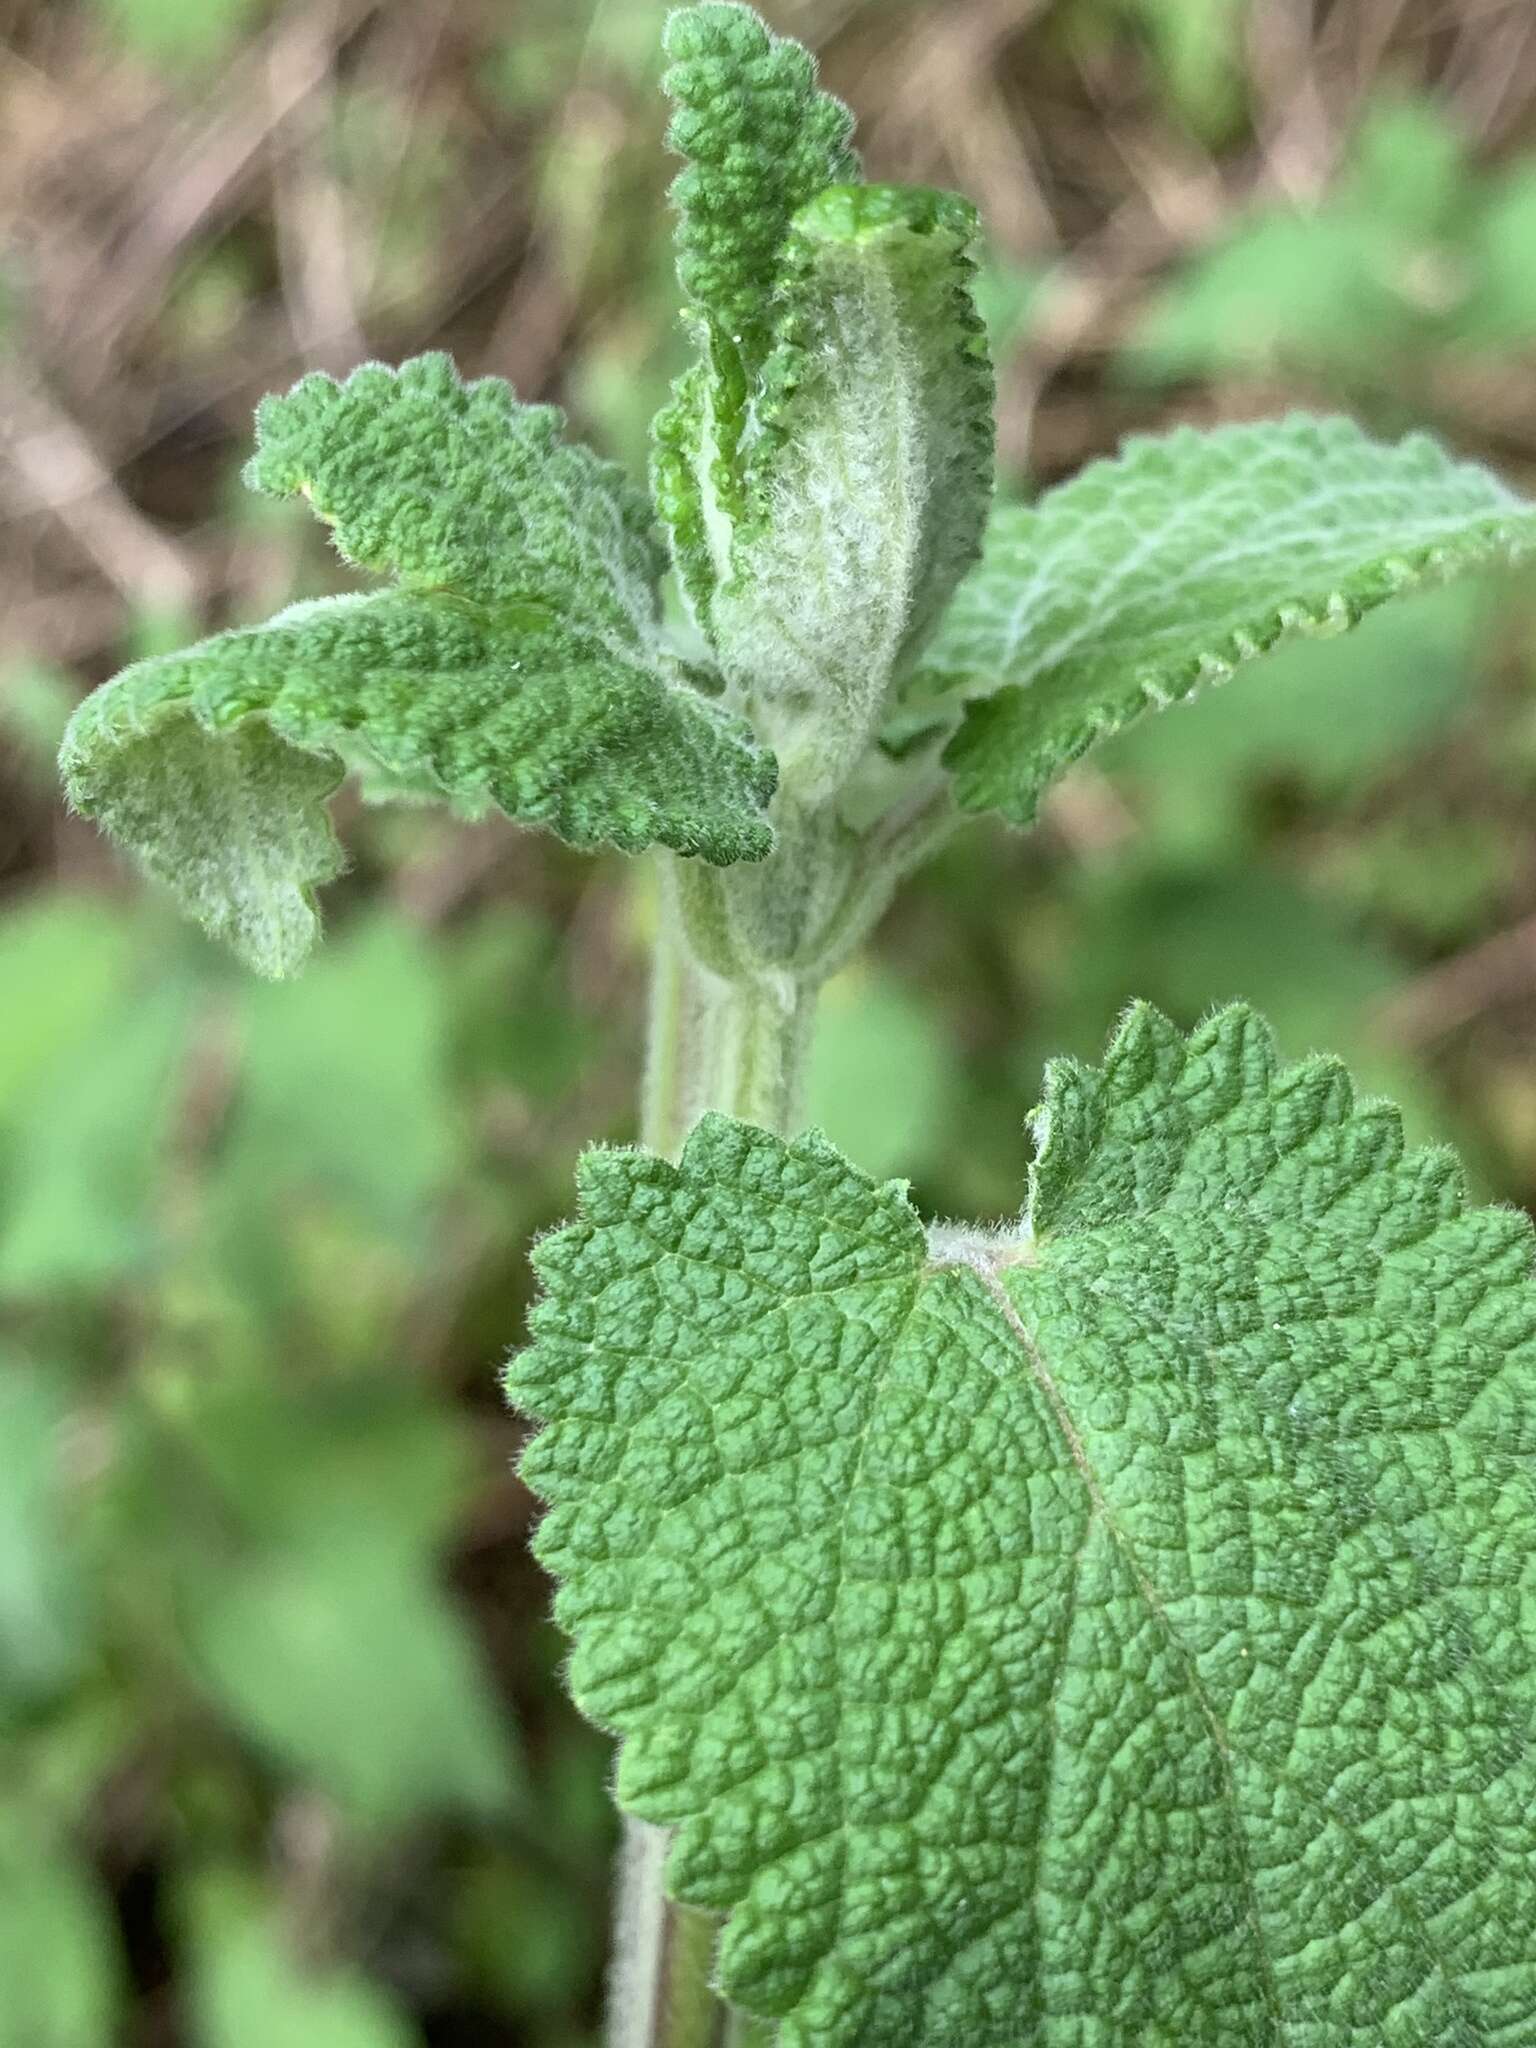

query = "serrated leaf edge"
[934,414,1536,823]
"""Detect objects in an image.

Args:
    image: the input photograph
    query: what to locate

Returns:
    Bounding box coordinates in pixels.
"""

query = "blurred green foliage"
[1128,93,1536,392]
[0,877,612,2041]
[5,0,1536,2041]
[91,0,268,73]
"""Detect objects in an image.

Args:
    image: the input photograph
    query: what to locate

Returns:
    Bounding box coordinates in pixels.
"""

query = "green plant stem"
[643,862,818,1154]
[618,789,919,2042]
[686,966,815,1136]
[612,853,824,2048]
[640,903,702,1164]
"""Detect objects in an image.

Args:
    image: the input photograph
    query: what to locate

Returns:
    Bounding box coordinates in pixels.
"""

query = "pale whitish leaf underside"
[510,1004,1536,2047]
[923,414,1536,824]
[714,183,994,803]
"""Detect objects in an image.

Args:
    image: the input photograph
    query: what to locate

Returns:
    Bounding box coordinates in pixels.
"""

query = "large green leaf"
[510,1004,1536,2045]
[922,414,1536,825]
[240,353,661,635]
[60,355,774,977]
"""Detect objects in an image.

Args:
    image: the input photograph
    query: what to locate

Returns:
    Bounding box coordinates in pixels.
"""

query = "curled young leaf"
[654,1,860,622]
[655,15,995,805]
[60,356,775,977]
[60,592,773,978]
[661,1,859,378]
[511,1003,1536,2046]
[716,184,994,801]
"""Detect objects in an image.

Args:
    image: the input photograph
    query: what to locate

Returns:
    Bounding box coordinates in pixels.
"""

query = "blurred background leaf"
[3,0,1536,2040]
[0,1349,95,1709]
[182,1869,414,2048]
[0,1835,123,2048]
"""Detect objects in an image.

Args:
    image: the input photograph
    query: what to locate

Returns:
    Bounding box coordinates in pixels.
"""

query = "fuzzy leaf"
[661,1,859,376]
[715,185,994,802]
[242,352,665,631]
[60,356,774,976]
[653,15,995,791]
[510,1003,1536,2046]
[60,593,771,977]
[921,414,1536,824]
[653,1,859,619]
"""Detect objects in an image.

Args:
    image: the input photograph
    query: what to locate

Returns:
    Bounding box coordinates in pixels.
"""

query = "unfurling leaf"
[510,1003,1536,2046]
[654,12,994,798]
[919,413,1536,824]
[60,355,775,977]
[716,185,994,802]
[661,0,859,379]
[653,0,859,620]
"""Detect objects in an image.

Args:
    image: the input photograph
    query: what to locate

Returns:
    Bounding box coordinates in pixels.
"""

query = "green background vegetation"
[3,0,1536,2040]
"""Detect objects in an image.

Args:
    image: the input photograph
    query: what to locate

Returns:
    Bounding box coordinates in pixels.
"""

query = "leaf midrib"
[943,1250,1290,2041]
[947,1228,1508,2047]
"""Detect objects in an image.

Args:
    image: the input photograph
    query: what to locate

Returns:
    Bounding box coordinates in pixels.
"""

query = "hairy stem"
[618,785,912,2040]
[685,967,816,1137]
[616,855,825,2048]
[640,902,706,1163]
[643,858,819,1151]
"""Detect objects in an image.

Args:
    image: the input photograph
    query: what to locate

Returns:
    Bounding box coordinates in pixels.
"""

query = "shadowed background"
[3,1,1536,2042]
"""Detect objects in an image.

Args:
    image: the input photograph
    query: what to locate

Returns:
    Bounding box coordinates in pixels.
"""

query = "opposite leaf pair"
[59,3,1536,984]
[58,355,775,978]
